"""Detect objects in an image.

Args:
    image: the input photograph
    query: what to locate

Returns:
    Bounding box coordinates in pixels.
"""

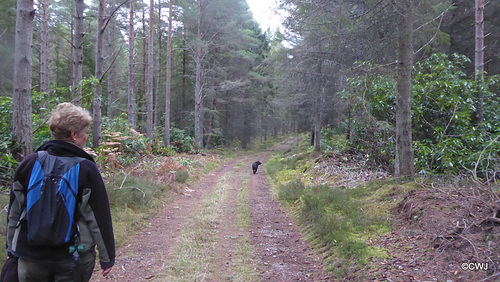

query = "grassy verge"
[232,174,257,281]
[106,174,177,248]
[264,138,420,278]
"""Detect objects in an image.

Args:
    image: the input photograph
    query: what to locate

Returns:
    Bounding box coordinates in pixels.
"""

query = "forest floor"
[90,139,500,281]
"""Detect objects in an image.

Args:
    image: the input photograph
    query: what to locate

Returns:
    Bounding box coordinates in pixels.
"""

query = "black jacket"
[6,140,115,269]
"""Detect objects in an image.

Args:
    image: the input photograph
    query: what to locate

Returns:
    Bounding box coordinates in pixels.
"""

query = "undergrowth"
[105,172,175,248]
[265,138,417,278]
[0,191,8,266]
[104,153,222,248]
[276,178,391,274]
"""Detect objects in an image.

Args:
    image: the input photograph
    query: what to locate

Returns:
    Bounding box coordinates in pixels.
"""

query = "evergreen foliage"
[343,53,500,178]
[0,0,499,181]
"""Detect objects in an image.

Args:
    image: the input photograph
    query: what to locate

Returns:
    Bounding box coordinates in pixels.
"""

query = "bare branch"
[104,0,130,30]
[414,11,445,56]
[118,162,144,189]
[473,135,500,183]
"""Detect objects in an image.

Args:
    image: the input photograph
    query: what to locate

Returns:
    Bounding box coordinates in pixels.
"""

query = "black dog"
[252,161,262,174]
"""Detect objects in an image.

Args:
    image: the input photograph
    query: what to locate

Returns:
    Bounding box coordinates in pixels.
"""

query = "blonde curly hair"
[48,102,92,140]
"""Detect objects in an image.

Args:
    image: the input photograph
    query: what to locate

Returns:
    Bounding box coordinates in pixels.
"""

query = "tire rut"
[248,153,331,281]
[91,157,245,281]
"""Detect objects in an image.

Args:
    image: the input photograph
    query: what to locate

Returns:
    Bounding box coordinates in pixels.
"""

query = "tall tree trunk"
[475,0,485,122]
[93,0,106,148]
[181,30,187,127]
[141,8,147,130]
[194,52,203,148]
[146,0,154,139]
[69,22,74,91]
[73,0,85,103]
[194,0,204,148]
[313,58,323,152]
[39,0,49,96]
[13,0,34,160]
[107,16,117,119]
[128,0,136,127]
[154,2,162,128]
[395,1,415,177]
[205,92,216,146]
[164,0,173,147]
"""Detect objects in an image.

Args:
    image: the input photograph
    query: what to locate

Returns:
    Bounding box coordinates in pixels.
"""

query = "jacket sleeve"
[79,160,115,269]
[6,154,37,253]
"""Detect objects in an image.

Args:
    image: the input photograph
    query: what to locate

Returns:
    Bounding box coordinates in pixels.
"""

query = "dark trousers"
[75,249,96,282]
[17,249,96,282]
[18,258,74,282]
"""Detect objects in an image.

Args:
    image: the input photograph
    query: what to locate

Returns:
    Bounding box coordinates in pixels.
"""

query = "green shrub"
[173,157,200,169]
[343,53,500,177]
[122,136,148,154]
[106,174,166,211]
[170,127,194,153]
[278,178,304,202]
[298,184,387,264]
[0,97,12,139]
[116,154,141,168]
[321,128,349,152]
[152,145,176,157]
[102,113,131,136]
[412,53,500,177]
[265,153,305,179]
[264,156,285,178]
[0,151,18,190]
[0,192,10,266]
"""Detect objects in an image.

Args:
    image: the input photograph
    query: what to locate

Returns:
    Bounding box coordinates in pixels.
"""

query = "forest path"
[91,139,330,281]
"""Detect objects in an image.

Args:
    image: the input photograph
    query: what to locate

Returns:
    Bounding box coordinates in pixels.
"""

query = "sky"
[83,0,284,32]
[246,0,283,32]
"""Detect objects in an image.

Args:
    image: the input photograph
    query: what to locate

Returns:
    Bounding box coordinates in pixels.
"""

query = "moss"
[361,179,422,218]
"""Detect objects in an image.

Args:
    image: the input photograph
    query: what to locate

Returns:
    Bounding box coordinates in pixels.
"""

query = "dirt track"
[91,144,330,281]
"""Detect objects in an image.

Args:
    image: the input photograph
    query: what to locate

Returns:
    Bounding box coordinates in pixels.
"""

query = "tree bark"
[141,8,147,130]
[194,50,204,148]
[194,0,204,148]
[72,0,85,103]
[146,0,154,139]
[395,0,415,177]
[313,58,323,152]
[39,0,49,95]
[93,0,106,148]
[181,31,187,126]
[154,2,162,128]
[475,0,485,122]
[69,22,74,92]
[13,0,34,159]
[128,0,136,127]
[107,15,118,119]
[164,0,173,147]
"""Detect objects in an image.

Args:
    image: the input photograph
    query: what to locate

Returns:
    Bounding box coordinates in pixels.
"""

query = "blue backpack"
[24,151,85,246]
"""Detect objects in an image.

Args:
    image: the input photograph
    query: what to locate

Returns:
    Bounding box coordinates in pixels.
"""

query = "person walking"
[6,102,115,281]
